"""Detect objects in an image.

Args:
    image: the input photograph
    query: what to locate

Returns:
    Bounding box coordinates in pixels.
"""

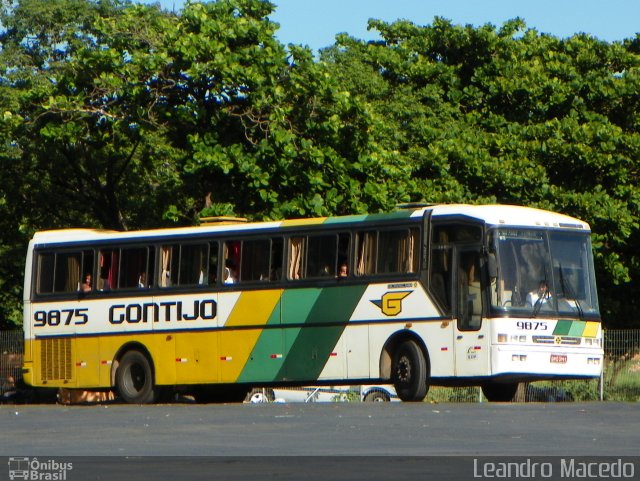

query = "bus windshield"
[490,229,599,318]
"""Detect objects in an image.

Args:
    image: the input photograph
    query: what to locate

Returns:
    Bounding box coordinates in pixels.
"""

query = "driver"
[526,280,551,307]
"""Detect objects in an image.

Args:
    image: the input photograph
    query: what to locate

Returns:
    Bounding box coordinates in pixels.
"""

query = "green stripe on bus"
[278,285,368,381]
[567,320,585,337]
[553,319,573,336]
[236,298,284,383]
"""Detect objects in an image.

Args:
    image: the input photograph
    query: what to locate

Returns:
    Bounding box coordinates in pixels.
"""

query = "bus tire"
[481,381,518,402]
[116,350,156,404]
[392,339,428,402]
[363,390,390,402]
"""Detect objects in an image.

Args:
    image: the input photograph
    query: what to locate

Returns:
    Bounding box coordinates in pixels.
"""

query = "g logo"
[371,291,412,316]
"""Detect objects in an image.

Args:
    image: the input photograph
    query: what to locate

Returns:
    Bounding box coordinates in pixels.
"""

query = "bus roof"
[30,204,589,246]
[426,204,590,230]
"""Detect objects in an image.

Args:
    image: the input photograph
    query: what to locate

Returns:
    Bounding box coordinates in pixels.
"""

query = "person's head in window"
[81,274,92,292]
[337,262,349,278]
[224,258,238,284]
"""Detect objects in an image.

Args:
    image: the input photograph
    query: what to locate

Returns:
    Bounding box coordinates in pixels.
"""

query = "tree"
[323,18,640,326]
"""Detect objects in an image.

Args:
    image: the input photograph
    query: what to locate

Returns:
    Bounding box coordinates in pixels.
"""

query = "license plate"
[550,354,567,364]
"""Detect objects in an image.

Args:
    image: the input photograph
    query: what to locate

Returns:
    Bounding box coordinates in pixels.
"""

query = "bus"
[21,204,603,403]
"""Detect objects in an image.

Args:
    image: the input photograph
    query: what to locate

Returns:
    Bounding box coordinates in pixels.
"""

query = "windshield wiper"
[558,263,584,319]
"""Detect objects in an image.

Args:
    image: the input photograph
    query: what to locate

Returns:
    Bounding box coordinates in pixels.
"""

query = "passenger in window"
[80,274,92,292]
[138,272,147,288]
[337,262,349,278]
[224,259,238,284]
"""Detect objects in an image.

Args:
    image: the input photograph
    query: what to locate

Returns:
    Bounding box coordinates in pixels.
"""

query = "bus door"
[453,249,490,377]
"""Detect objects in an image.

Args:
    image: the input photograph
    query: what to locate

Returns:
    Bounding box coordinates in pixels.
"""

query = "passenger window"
[377,229,419,274]
[179,244,208,286]
[241,239,271,282]
[307,235,338,278]
[36,251,86,294]
[118,247,148,289]
[355,228,418,276]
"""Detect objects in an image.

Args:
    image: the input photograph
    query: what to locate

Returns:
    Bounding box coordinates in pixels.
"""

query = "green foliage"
[0,1,639,327]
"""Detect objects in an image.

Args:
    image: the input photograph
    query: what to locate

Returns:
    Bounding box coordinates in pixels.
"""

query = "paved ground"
[1,402,637,456]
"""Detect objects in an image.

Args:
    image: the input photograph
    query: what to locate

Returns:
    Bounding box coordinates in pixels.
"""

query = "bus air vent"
[41,338,73,382]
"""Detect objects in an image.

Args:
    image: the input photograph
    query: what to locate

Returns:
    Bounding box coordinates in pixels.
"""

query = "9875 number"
[516,321,548,331]
[34,309,89,327]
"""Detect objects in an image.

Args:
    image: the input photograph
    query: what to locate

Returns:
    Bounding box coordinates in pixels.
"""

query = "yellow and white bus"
[22,204,603,403]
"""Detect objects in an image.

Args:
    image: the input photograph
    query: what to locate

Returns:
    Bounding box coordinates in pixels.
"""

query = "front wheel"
[116,350,157,404]
[482,381,518,402]
[392,339,429,402]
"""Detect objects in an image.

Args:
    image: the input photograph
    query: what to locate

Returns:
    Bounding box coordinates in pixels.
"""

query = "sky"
[153,0,640,51]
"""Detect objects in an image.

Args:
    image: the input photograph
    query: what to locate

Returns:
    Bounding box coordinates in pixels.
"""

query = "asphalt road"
[1,402,638,457]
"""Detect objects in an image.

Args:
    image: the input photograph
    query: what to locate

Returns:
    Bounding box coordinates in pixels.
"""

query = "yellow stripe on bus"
[583,321,600,338]
[219,289,282,382]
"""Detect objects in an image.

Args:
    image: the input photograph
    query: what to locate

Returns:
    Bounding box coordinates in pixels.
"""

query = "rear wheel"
[392,339,429,402]
[116,350,157,404]
[481,381,518,402]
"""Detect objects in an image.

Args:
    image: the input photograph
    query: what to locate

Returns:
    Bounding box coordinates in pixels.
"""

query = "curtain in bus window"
[356,231,376,276]
[65,254,81,292]
[53,252,80,293]
[160,246,171,287]
[409,228,418,272]
[288,237,304,279]
[397,228,418,273]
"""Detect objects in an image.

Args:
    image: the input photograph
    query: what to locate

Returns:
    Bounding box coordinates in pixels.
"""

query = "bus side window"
[36,251,87,295]
[240,239,270,282]
[307,234,338,278]
[377,228,419,274]
[179,244,208,286]
[118,247,148,289]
